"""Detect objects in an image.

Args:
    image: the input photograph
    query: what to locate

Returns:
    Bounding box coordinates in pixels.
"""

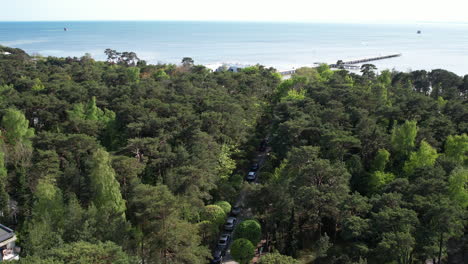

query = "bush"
[230,238,255,264]
[234,219,262,245]
[201,205,226,227]
[215,201,231,214]
[259,252,299,264]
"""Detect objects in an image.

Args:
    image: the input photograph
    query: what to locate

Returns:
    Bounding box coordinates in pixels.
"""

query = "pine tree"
[89,148,126,216]
[391,120,418,158]
[0,147,9,216]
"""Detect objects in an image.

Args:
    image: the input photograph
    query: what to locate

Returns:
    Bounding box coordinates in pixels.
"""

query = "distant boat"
[417,30,421,34]
[64,27,68,31]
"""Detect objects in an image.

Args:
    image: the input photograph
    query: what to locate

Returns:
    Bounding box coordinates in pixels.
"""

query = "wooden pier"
[278,53,402,76]
[341,53,401,65]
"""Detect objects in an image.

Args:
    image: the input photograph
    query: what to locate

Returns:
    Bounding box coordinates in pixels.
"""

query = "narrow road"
[221,144,270,264]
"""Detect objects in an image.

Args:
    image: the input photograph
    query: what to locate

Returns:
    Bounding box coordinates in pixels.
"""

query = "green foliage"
[368,171,395,194]
[31,78,45,91]
[448,167,468,207]
[230,238,256,264]
[444,134,468,165]
[377,70,392,87]
[371,149,390,172]
[89,148,126,215]
[275,77,307,101]
[234,219,262,245]
[214,201,231,214]
[283,89,306,101]
[32,179,65,222]
[217,144,236,180]
[0,46,466,264]
[201,205,226,227]
[437,96,447,109]
[316,64,333,81]
[153,69,169,80]
[391,120,418,158]
[1,108,34,145]
[0,148,8,214]
[403,140,439,175]
[130,184,210,263]
[259,252,299,264]
[22,218,64,257]
[18,256,64,264]
[126,67,140,83]
[85,96,100,121]
[47,241,137,264]
[314,233,332,258]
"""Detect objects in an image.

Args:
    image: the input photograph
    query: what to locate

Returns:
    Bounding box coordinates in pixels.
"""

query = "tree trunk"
[437,232,444,264]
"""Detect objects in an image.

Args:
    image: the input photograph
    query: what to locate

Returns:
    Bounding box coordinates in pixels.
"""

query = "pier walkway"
[278,53,402,77]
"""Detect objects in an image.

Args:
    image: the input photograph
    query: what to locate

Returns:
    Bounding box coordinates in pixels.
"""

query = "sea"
[1,21,468,75]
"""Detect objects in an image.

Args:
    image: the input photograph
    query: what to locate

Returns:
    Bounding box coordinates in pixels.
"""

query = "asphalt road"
[221,146,269,264]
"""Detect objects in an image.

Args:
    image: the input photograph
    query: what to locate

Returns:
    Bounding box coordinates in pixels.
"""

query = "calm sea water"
[1,21,468,75]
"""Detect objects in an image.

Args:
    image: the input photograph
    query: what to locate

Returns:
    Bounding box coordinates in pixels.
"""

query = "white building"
[0,224,19,261]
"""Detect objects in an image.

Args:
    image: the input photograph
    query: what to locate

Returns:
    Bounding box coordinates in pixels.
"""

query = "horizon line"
[1,19,468,25]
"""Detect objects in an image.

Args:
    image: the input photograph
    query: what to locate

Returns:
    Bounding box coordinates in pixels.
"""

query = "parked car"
[230,206,241,216]
[218,234,231,249]
[224,217,237,231]
[250,163,259,171]
[211,250,223,264]
[246,171,257,182]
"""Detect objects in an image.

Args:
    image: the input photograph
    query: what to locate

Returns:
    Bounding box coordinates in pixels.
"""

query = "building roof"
[0,224,15,243]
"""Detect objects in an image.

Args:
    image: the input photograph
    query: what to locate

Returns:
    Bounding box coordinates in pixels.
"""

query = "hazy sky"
[1,0,467,23]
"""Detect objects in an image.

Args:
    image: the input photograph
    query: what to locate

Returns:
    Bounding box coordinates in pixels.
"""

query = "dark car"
[246,171,257,182]
[230,206,241,216]
[224,217,237,231]
[218,234,231,250]
[211,250,223,264]
[251,163,259,171]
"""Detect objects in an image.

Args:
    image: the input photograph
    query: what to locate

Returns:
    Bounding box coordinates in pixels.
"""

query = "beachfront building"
[0,224,19,261]
[215,63,250,73]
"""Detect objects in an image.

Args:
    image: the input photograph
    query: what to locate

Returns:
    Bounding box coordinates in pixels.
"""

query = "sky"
[1,0,468,23]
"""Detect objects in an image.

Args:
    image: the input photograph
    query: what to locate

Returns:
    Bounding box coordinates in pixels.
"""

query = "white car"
[246,171,257,182]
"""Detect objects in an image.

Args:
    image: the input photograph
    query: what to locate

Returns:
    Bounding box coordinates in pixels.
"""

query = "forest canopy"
[0,46,466,264]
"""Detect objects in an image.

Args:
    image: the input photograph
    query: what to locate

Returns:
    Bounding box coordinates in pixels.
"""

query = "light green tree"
[85,96,100,121]
[444,134,467,165]
[448,167,468,207]
[89,148,126,215]
[32,179,65,222]
[217,144,236,180]
[234,219,262,245]
[201,204,226,227]
[214,201,231,214]
[1,109,34,205]
[391,120,418,158]
[1,108,34,146]
[403,140,439,175]
[259,252,299,264]
[282,89,306,101]
[368,171,395,194]
[230,238,256,264]
[31,78,45,91]
[126,67,140,84]
[371,149,390,172]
